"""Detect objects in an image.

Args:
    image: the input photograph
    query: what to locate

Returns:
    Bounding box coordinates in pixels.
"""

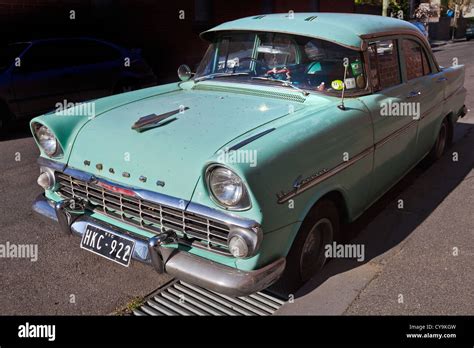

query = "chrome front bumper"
[32,193,285,297]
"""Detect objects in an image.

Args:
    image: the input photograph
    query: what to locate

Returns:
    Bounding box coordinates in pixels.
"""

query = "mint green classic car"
[31,13,467,296]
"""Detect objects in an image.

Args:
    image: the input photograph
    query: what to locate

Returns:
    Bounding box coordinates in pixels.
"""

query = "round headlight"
[207,166,250,209]
[228,235,249,258]
[34,125,60,157]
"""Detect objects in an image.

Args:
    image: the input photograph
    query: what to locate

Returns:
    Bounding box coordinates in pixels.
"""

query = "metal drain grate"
[133,280,285,316]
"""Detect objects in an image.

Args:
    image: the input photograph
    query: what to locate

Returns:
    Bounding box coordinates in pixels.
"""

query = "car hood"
[67,86,311,200]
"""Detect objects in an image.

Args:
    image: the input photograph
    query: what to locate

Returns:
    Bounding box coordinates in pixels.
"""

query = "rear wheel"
[426,119,448,163]
[273,199,339,295]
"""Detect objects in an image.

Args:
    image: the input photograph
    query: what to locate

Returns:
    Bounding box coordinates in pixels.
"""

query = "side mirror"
[177,64,193,81]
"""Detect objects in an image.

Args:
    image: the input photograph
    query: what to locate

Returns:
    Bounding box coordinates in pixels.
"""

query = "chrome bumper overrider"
[32,193,285,297]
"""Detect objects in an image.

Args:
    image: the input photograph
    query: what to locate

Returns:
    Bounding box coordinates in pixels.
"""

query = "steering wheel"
[234,57,268,75]
[265,67,292,81]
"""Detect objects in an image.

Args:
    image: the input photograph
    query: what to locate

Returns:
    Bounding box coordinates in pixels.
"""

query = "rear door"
[399,38,445,158]
[359,38,418,202]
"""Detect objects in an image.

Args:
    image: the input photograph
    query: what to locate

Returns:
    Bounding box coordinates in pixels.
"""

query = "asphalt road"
[0,40,472,315]
[0,132,173,314]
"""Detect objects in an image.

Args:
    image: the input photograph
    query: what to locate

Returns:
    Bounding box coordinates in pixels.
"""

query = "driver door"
[359,38,419,202]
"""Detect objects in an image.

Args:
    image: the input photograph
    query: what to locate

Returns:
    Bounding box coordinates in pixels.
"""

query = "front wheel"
[273,199,339,295]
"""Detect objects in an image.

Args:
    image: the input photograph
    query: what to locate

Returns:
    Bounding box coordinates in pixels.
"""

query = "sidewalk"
[430,38,469,48]
[430,40,448,48]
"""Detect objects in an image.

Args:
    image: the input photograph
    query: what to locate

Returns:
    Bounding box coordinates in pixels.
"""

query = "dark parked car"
[466,24,474,41]
[0,37,156,131]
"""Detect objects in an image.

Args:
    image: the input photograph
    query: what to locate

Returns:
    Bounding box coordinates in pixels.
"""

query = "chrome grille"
[55,173,231,255]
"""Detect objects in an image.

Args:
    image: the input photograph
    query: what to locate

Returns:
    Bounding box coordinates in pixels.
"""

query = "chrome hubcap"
[300,218,333,281]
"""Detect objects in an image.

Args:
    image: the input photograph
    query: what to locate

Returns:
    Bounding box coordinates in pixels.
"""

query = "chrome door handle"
[406,91,421,99]
[436,77,448,83]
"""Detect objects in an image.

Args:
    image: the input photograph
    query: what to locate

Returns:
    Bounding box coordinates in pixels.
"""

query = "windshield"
[0,43,30,71]
[195,32,367,95]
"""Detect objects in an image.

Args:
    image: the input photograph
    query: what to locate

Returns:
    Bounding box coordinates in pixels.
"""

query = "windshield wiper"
[251,76,310,96]
[194,72,250,82]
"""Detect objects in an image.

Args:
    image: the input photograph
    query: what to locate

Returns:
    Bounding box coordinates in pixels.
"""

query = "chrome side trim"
[277,146,374,203]
[444,85,465,102]
[375,120,417,149]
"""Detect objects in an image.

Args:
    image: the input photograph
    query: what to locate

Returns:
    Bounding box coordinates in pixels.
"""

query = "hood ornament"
[132,107,189,133]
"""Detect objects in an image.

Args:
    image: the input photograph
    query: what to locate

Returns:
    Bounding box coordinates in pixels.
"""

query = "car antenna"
[338,58,349,110]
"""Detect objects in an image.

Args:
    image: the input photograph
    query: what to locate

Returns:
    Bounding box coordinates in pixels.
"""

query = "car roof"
[201,12,421,50]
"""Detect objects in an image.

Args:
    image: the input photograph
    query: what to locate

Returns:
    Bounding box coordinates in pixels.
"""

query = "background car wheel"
[426,119,448,163]
[271,199,339,296]
[0,102,12,137]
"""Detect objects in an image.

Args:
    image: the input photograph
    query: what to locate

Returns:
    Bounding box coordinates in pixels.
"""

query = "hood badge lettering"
[83,161,165,186]
[132,106,189,133]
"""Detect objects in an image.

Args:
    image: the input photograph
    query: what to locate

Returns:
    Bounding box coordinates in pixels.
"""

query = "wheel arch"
[287,187,350,250]
[445,111,455,145]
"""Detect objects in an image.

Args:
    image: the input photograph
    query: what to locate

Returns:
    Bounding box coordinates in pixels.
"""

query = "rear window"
[402,39,431,79]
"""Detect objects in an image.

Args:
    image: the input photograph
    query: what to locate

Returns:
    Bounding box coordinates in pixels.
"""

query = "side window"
[73,40,122,65]
[21,42,64,71]
[402,39,431,80]
[215,34,255,72]
[368,39,401,90]
[21,41,84,71]
[257,33,298,67]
